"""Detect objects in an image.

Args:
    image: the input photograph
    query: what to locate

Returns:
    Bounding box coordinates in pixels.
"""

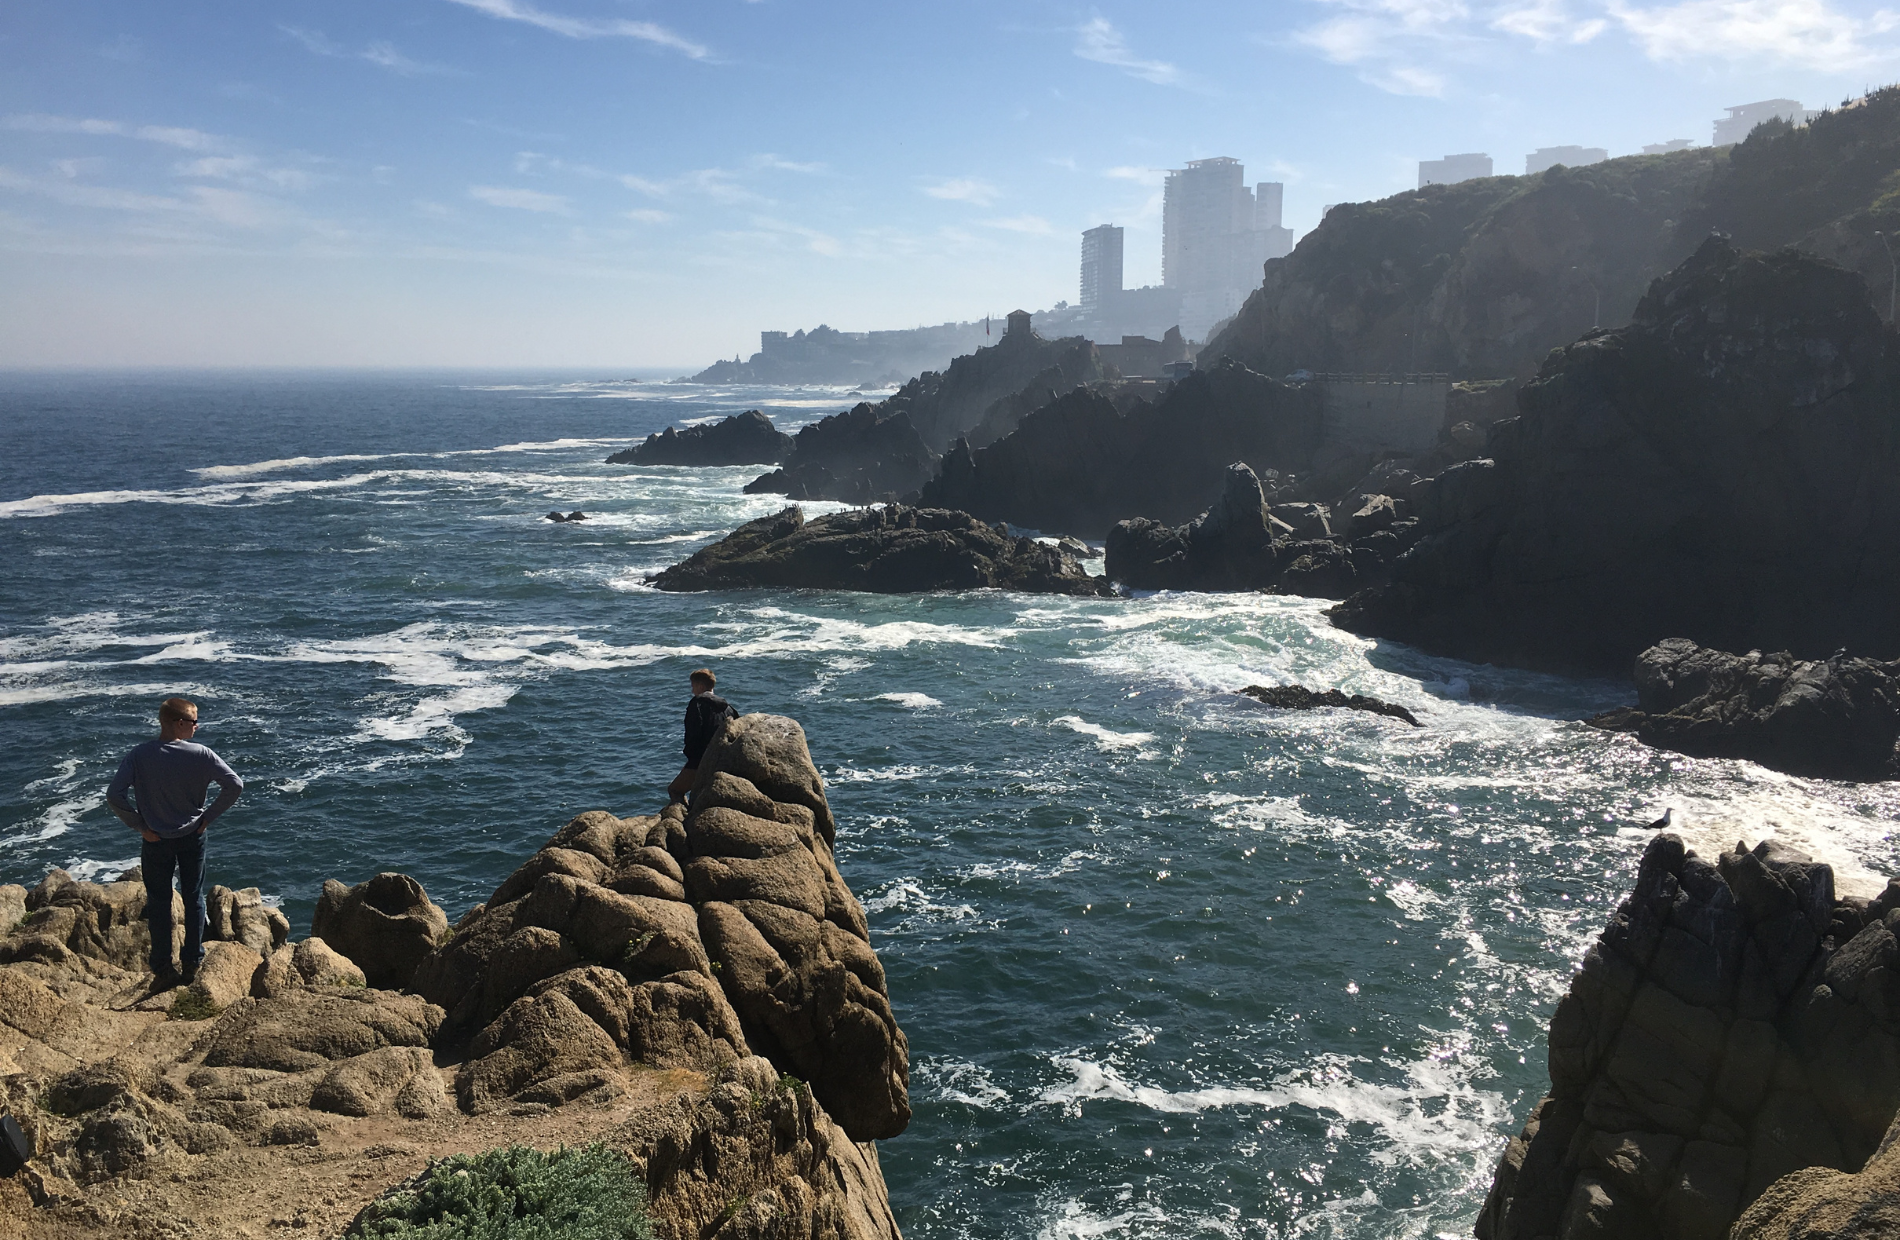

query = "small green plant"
[168,990,220,1022]
[346,1144,651,1240]
[618,931,656,967]
[776,1073,806,1096]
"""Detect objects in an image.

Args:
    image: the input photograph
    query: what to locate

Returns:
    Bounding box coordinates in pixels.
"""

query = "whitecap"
[1038,1054,1507,1167]
[1054,716,1156,752]
[62,855,138,883]
[870,692,942,709]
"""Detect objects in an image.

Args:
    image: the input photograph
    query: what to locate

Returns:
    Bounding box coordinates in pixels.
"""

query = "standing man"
[106,697,243,983]
[667,669,736,803]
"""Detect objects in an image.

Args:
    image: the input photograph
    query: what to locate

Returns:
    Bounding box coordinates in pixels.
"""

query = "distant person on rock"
[105,696,243,983]
[668,669,737,803]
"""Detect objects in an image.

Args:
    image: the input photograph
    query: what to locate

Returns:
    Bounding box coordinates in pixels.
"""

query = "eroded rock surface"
[1587,638,1900,782]
[1331,239,1900,675]
[1237,684,1421,727]
[648,503,1112,596]
[1477,832,1900,1240]
[312,871,449,991]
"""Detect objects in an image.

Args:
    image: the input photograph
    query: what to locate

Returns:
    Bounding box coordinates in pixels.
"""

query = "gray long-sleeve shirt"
[106,740,243,840]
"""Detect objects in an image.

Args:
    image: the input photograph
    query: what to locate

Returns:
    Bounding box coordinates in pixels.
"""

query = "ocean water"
[3,371,1897,1239]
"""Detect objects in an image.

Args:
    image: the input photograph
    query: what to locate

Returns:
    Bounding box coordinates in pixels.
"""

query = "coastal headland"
[0,714,905,1239]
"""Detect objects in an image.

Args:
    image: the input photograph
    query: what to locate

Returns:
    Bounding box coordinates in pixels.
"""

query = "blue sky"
[4,0,1897,368]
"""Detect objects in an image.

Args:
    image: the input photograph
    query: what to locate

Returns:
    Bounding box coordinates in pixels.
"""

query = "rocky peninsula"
[649,504,1111,596]
[1479,831,1900,1240]
[0,714,905,1239]
[608,410,792,467]
[745,317,1108,504]
[1330,238,1900,675]
[1588,638,1900,782]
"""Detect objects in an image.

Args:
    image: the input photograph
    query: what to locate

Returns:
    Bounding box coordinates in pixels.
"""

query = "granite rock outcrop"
[1587,639,1900,782]
[0,713,906,1238]
[648,503,1113,596]
[1477,832,1900,1240]
[609,410,793,467]
[1330,238,1900,675]
[918,357,1327,538]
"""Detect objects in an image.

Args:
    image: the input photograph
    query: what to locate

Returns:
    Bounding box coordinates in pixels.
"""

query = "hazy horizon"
[6,0,1898,369]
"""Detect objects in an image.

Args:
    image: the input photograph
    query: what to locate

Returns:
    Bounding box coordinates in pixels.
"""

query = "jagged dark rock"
[1236,684,1421,726]
[1477,832,1900,1240]
[608,410,793,467]
[1105,462,1286,590]
[918,358,1327,539]
[1586,638,1900,782]
[743,403,936,504]
[1330,239,1900,675]
[647,505,1113,596]
[742,329,1108,503]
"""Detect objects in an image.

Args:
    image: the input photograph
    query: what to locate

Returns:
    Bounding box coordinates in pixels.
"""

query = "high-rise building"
[1079,224,1124,319]
[1714,100,1809,146]
[1162,158,1292,338]
[1526,145,1609,175]
[1643,139,1695,154]
[1418,153,1493,188]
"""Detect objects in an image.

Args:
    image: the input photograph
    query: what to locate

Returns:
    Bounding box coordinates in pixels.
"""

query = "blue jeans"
[141,832,206,974]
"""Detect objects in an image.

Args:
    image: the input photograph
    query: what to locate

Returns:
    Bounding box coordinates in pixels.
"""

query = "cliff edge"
[0,713,905,1240]
[1478,832,1900,1240]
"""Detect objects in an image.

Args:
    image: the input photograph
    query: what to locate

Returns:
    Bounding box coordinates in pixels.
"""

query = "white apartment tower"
[1079,224,1124,319]
[1161,158,1292,339]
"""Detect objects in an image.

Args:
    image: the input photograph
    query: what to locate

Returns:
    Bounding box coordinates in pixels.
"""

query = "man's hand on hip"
[140,828,160,843]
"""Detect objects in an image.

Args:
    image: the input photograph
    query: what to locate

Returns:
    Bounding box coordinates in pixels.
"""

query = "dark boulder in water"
[608,410,792,467]
[544,510,588,523]
[648,505,1112,596]
[1586,637,1900,782]
[1105,462,1286,591]
[1330,238,1900,675]
[1479,831,1900,1240]
[1236,684,1420,727]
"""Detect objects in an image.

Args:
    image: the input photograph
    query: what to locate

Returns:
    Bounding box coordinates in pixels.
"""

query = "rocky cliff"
[1478,832,1900,1240]
[745,331,1108,502]
[609,410,793,467]
[1203,88,1900,385]
[1329,238,1900,676]
[1587,639,1900,783]
[0,714,905,1239]
[916,358,1326,539]
[649,504,1112,596]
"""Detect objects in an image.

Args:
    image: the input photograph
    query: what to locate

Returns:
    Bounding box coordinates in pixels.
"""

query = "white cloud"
[1104,165,1165,185]
[1609,0,1900,67]
[924,177,1000,206]
[751,154,826,174]
[469,185,572,213]
[626,208,672,223]
[1491,0,1608,41]
[3,114,224,150]
[1074,16,1179,84]
[174,155,314,191]
[283,26,456,75]
[440,0,711,59]
[983,214,1055,235]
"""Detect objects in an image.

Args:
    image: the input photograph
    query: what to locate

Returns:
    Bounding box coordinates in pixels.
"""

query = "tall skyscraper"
[1080,224,1124,318]
[1162,158,1292,338]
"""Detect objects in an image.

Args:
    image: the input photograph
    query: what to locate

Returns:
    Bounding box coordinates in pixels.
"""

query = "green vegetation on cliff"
[346,1145,651,1240]
[1202,87,1900,381]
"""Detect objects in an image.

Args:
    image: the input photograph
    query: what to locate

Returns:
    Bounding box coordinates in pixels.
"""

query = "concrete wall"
[1317,375,1450,454]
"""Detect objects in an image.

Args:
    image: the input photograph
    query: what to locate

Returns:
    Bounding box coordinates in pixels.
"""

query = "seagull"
[1649,808,1676,832]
